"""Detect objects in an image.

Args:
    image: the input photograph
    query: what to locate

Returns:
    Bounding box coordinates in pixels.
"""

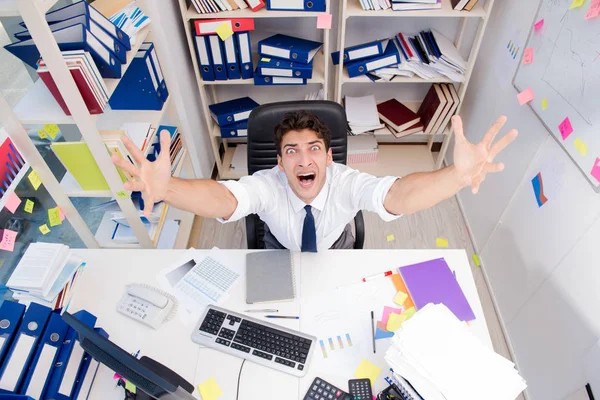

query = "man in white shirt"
[113,111,516,251]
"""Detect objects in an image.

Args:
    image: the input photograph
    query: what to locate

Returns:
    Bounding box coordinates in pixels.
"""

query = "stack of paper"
[230,145,248,173]
[358,0,442,11]
[385,304,527,400]
[344,95,384,135]
[7,243,85,310]
[108,1,151,43]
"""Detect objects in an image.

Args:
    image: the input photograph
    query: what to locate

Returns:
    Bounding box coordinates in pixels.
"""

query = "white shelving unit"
[0,0,196,249]
[336,0,495,172]
[177,0,332,179]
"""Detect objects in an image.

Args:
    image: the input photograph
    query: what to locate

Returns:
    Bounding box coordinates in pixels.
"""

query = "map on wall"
[513,0,600,192]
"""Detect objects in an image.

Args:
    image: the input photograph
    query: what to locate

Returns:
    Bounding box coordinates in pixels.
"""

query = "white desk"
[69,249,491,400]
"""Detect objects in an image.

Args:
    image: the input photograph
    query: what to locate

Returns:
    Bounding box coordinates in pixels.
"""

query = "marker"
[265,315,299,319]
[244,309,278,313]
[362,270,393,282]
[371,311,376,354]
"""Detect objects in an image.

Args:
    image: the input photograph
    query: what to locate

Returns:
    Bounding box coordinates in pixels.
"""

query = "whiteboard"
[513,0,600,192]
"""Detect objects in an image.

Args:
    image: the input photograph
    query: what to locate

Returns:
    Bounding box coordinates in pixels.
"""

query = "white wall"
[447,0,600,398]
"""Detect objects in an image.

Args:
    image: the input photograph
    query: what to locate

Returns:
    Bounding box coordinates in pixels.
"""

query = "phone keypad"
[118,297,149,320]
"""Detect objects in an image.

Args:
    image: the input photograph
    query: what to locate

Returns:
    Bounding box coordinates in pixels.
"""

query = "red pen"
[361,270,393,282]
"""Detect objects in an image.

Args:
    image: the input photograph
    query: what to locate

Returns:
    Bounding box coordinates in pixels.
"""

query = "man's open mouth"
[297,172,316,188]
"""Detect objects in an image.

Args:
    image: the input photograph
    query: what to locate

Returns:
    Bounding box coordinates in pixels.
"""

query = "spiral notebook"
[246,251,296,304]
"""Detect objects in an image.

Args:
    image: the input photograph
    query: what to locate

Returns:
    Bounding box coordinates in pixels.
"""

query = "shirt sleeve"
[216,172,276,223]
[343,168,402,222]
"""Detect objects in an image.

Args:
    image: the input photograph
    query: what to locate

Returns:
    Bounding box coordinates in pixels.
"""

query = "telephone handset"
[117,284,178,329]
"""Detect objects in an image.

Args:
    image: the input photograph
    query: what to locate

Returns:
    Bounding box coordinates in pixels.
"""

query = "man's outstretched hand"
[111,129,173,217]
[452,115,518,194]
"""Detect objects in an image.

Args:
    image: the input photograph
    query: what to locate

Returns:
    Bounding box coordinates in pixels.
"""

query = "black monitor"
[62,312,195,400]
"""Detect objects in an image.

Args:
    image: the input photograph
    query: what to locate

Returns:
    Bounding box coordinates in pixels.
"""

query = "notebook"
[246,251,296,304]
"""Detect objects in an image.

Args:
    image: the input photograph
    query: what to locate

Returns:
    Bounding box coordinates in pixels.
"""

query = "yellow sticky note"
[43,124,59,140]
[48,207,62,227]
[472,254,481,267]
[116,190,129,199]
[386,234,395,242]
[393,290,408,306]
[28,170,42,190]
[261,57,271,62]
[198,377,223,400]
[403,306,417,320]
[574,137,588,156]
[570,0,586,8]
[125,380,137,394]
[37,129,48,139]
[354,359,381,385]
[39,224,50,235]
[541,97,548,110]
[386,312,407,332]
[436,237,449,248]
[215,23,234,41]
[24,199,34,214]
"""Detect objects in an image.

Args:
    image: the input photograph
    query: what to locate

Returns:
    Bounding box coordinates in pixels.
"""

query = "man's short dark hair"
[274,111,331,156]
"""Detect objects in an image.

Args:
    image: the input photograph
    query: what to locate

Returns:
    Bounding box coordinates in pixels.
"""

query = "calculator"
[348,378,373,399]
[303,377,352,400]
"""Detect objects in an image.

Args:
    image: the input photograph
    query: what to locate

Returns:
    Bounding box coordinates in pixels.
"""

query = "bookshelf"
[336,0,495,171]
[0,0,197,249]
[177,0,332,179]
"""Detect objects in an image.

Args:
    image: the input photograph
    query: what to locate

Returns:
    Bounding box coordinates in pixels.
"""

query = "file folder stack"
[255,34,323,85]
[5,1,131,79]
[7,243,85,311]
[357,0,442,11]
[190,0,253,14]
[209,97,260,139]
[331,38,401,79]
[109,42,168,111]
[0,136,26,200]
[0,304,106,400]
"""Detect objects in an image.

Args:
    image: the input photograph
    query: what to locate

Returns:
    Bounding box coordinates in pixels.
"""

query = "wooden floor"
[187,146,519,394]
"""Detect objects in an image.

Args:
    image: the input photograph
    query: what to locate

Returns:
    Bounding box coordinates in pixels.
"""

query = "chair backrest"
[246,100,348,174]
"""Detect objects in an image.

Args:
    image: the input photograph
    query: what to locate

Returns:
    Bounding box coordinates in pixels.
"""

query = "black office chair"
[244,100,365,250]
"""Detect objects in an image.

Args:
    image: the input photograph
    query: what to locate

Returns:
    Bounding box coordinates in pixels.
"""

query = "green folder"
[51,142,109,191]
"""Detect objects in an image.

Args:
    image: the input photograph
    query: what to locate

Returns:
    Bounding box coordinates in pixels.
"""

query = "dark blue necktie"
[301,205,317,252]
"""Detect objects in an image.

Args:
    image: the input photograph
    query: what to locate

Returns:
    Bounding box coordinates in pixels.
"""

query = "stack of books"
[255,34,323,86]
[6,243,85,310]
[191,0,255,14]
[344,95,384,135]
[0,135,27,199]
[417,83,460,135]
[451,0,480,11]
[377,99,424,138]
[357,0,442,11]
[209,96,260,139]
[194,19,255,81]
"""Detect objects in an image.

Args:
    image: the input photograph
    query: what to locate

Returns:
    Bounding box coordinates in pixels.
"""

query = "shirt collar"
[285,166,331,213]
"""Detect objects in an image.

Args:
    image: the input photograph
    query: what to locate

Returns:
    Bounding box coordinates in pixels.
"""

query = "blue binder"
[257,56,313,79]
[145,43,169,103]
[44,310,96,400]
[346,40,400,78]
[0,302,26,367]
[258,34,323,64]
[109,46,163,110]
[4,24,121,78]
[266,0,326,11]
[71,327,108,400]
[208,35,227,80]
[208,97,259,126]
[0,303,52,394]
[18,312,69,399]
[235,32,253,80]
[14,14,127,64]
[194,35,215,81]
[253,69,307,85]
[223,36,241,80]
[331,39,389,65]
[34,0,130,50]
[0,396,33,399]
[219,120,248,138]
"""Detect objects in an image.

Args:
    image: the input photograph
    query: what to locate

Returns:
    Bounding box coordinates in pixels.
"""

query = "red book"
[377,99,422,133]
[386,120,425,138]
[417,84,448,134]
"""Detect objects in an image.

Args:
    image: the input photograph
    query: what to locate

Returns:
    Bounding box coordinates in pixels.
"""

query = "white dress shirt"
[218,162,401,251]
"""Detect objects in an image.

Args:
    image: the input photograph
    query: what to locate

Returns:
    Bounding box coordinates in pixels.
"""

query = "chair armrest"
[354,211,365,249]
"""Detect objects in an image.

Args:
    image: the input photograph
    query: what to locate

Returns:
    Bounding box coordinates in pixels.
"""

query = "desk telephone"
[117,284,178,329]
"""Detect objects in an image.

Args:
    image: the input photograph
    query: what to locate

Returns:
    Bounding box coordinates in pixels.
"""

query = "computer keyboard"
[191,305,316,377]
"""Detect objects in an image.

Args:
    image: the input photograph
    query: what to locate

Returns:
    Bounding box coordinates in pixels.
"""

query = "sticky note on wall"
[517,88,535,106]
[559,117,573,140]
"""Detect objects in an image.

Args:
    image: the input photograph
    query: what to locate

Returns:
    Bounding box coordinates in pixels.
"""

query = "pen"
[371,311,376,354]
[265,315,299,319]
[244,309,279,313]
[362,270,393,282]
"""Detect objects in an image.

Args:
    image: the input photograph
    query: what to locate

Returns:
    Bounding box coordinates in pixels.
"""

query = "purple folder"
[398,258,475,322]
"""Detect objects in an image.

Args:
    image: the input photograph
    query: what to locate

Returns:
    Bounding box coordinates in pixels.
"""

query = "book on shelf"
[418,83,460,135]
[391,0,442,10]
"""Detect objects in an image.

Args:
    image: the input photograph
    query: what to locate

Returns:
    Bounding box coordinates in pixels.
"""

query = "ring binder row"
[0,303,106,400]
[190,0,325,14]
[0,138,26,200]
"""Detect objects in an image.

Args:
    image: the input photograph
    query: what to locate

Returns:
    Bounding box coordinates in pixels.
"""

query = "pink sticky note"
[4,192,21,214]
[534,19,545,31]
[559,117,574,140]
[59,207,65,221]
[591,158,600,183]
[585,0,600,19]
[0,229,17,252]
[517,87,535,105]
[114,373,124,380]
[381,306,404,325]
[523,47,534,65]
[317,13,332,29]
